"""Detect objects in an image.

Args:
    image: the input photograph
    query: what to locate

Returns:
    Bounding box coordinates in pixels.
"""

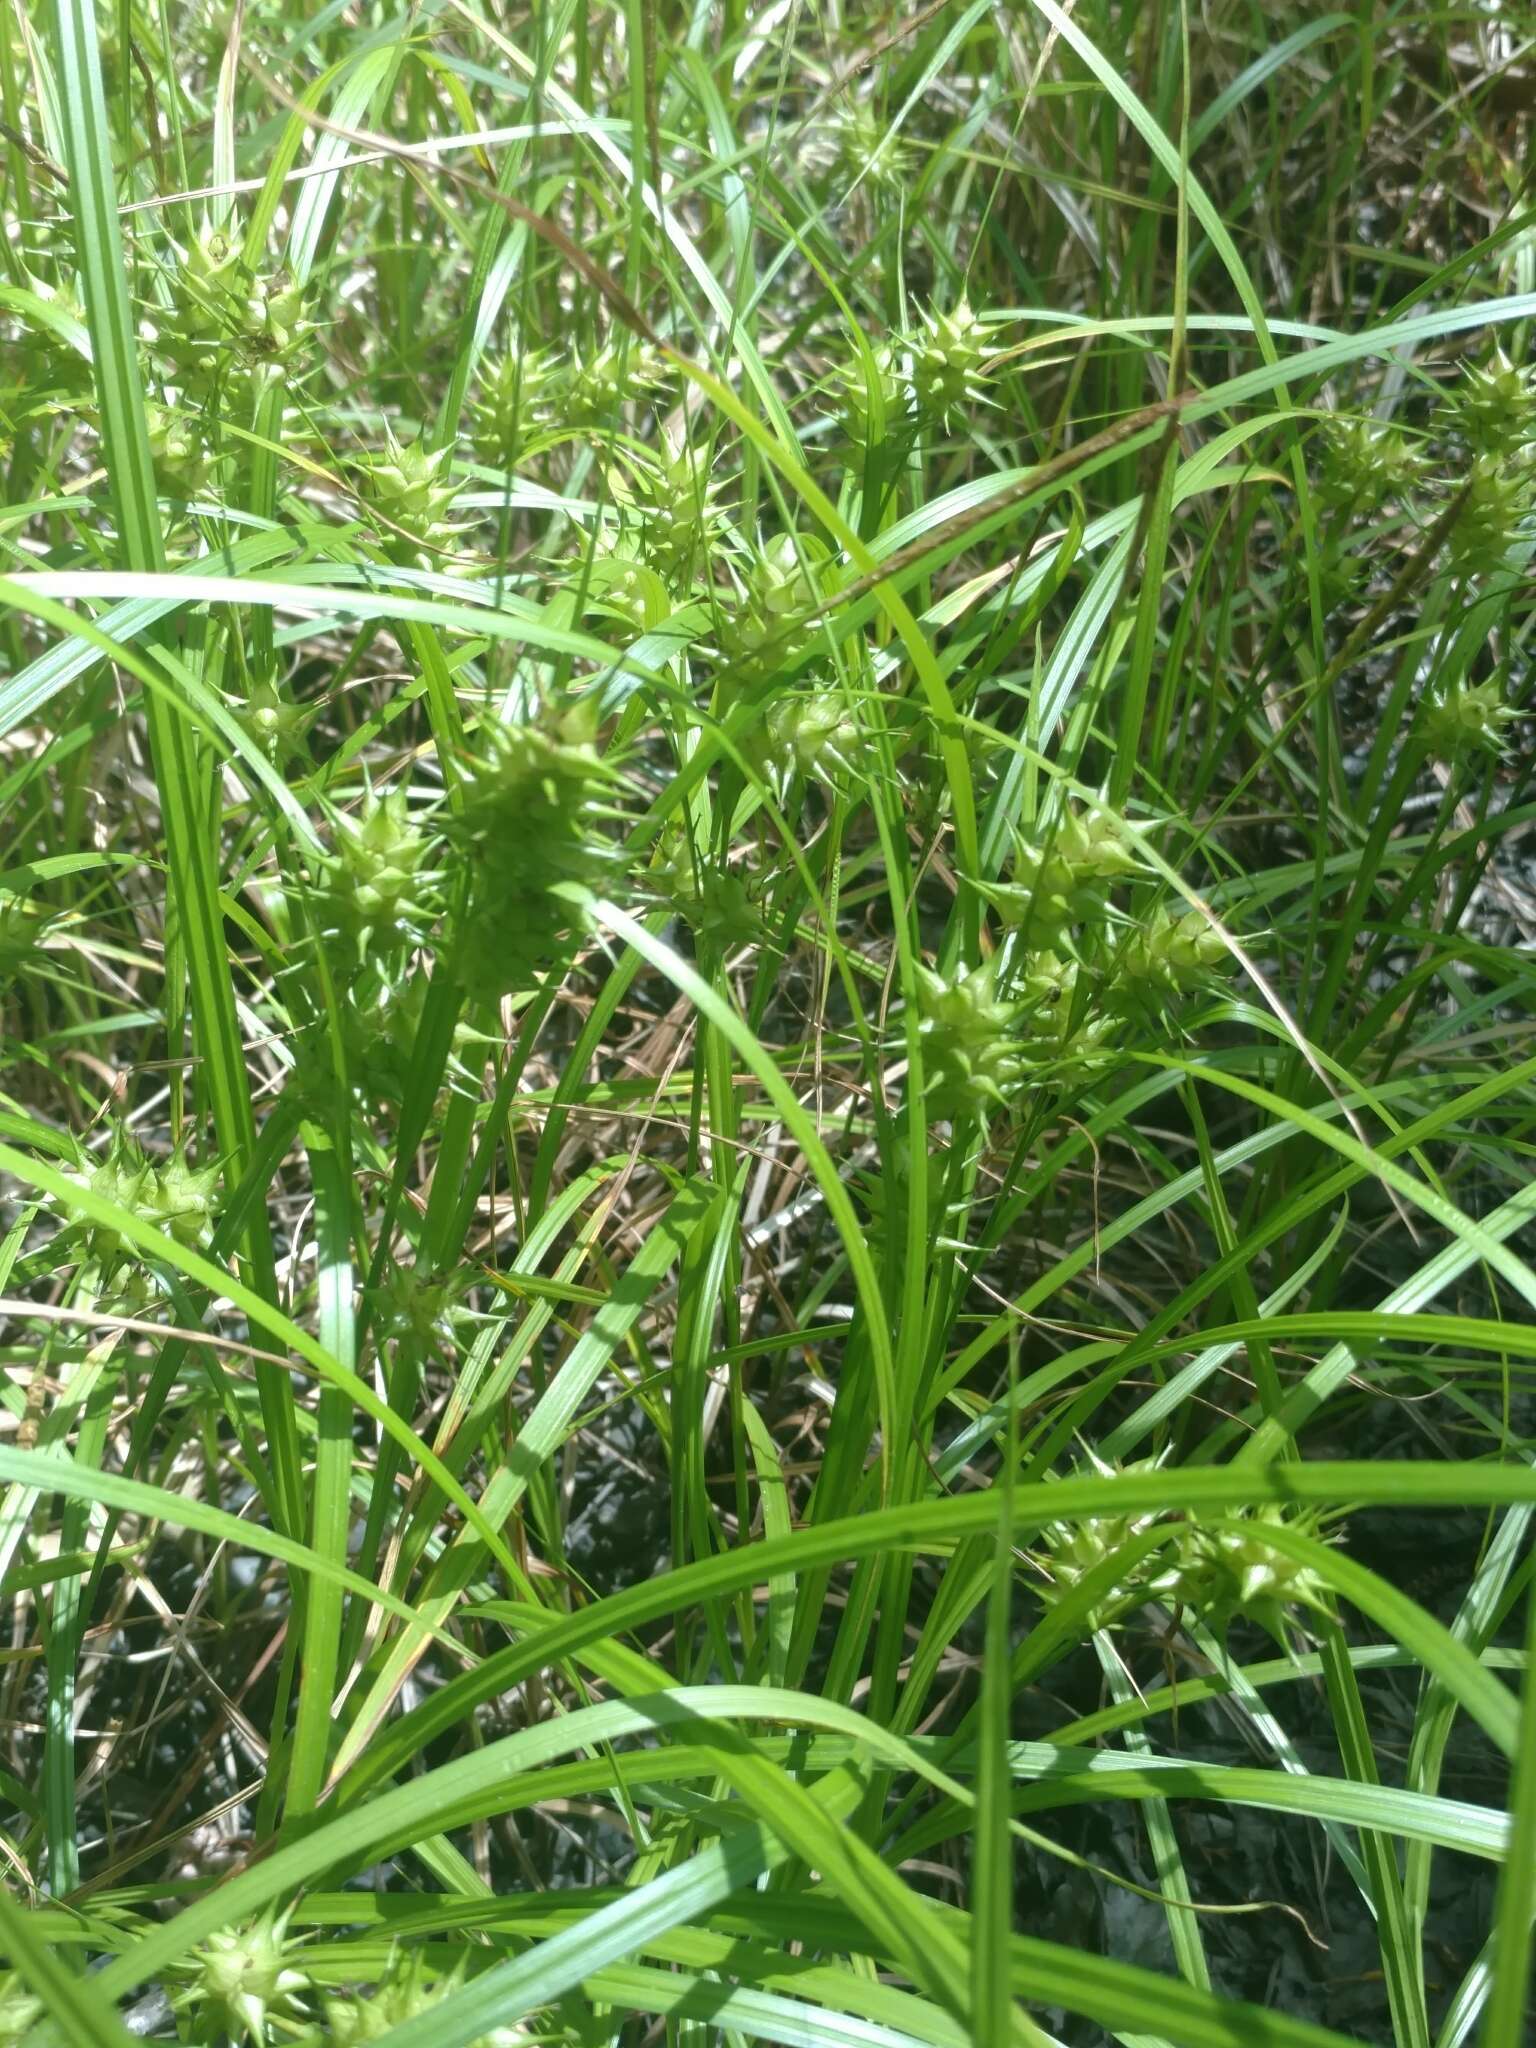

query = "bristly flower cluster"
[448,697,627,998]
[59,1125,222,1264]
[1034,1460,1338,1649]
[324,788,440,957]
[353,433,470,568]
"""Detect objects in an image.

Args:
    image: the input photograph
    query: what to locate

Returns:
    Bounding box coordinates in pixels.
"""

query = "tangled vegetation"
[1,3,1534,2045]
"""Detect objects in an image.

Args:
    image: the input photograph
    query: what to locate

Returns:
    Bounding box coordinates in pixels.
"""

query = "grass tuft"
[2,4,1535,2045]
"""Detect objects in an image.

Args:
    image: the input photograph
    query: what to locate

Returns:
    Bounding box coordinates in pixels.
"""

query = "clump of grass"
[1,4,1535,2047]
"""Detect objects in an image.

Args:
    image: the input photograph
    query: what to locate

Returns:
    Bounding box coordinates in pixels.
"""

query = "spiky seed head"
[145,401,218,499]
[381,1259,470,1355]
[565,339,666,423]
[1058,805,1142,882]
[239,678,312,763]
[1445,451,1534,575]
[238,268,316,388]
[910,300,990,424]
[1036,1511,1157,1632]
[450,699,624,997]
[186,1907,311,2045]
[1314,415,1423,513]
[59,1123,153,1261]
[330,789,436,947]
[649,827,763,947]
[473,343,560,466]
[826,96,912,190]
[461,699,609,819]
[1032,1469,1336,1644]
[323,1947,460,2045]
[1118,906,1227,997]
[1171,1505,1336,1642]
[159,220,316,402]
[764,689,863,787]
[985,806,1142,939]
[584,540,668,632]
[18,278,94,404]
[174,220,242,369]
[355,435,470,567]
[837,341,909,447]
[637,449,723,583]
[750,532,825,615]
[59,1127,224,1259]
[320,1952,529,2046]
[1031,1458,1184,1631]
[716,534,828,692]
[150,1139,223,1248]
[916,957,1029,1117]
[1419,677,1520,760]
[1452,346,1536,458]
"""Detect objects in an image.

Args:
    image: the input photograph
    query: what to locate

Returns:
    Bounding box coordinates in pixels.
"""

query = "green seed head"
[451,699,624,996]
[323,1948,459,2045]
[17,278,93,405]
[985,844,1079,938]
[237,267,316,389]
[159,221,315,403]
[473,342,559,466]
[170,222,242,371]
[1036,1511,1150,1632]
[1172,1505,1336,1640]
[825,96,912,191]
[239,677,312,764]
[910,300,990,425]
[1117,906,1227,998]
[382,1259,466,1355]
[837,341,908,447]
[463,697,609,815]
[916,957,1029,1117]
[636,449,724,583]
[186,1907,311,2045]
[1059,805,1142,883]
[69,1124,153,1260]
[330,788,437,949]
[1032,1459,1183,1632]
[1315,415,1423,514]
[565,338,666,423]
[1418,677,1519,760]
[326,972,473,1109]
[1034,1471,1334,1641]
[750,532,825,615]
[355,435,470,567]
[150,1138,223,1249]
[318,1952,528,2047]
[717,534,828,692]
[986,807,1142,939]
[145,400,218,500]
[61,1126,224,1259]
[650,828,763,948]
[718,607,807,692]
[1452,346,1536,458]
[764,688,863,787]
[584,534,670,632]
[1445,451,1534,575]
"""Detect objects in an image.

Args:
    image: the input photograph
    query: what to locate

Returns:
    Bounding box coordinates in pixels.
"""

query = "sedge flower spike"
[182,1907,311,2045]
[910,300,991,424]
